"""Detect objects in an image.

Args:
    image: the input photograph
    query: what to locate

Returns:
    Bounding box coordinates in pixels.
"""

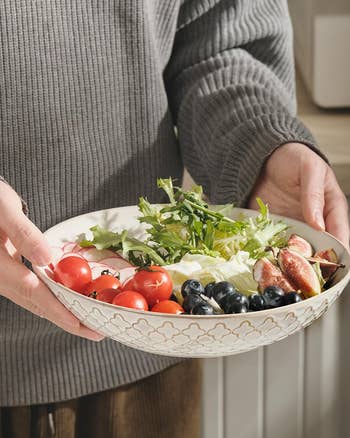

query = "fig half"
[278,248,321,298]
[253,257,296,293]
[287,234,313,258]
[312,249,343,280]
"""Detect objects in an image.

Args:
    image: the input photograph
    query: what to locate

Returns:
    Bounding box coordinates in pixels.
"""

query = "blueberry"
[212,281,236,306]
[284,291,303,305]
[204,282,216,298]
[223,293,249,314]
[183,294,205,313]
[248,294,266,312]
[263,286,285,308]
[192,302,214,315]
[181,279,205,298]
[170,293,178,302]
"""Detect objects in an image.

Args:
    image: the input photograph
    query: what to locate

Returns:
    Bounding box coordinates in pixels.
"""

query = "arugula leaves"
[81,178,288,266]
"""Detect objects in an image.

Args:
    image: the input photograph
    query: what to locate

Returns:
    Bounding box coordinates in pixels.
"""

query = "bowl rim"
[36,205,350,320]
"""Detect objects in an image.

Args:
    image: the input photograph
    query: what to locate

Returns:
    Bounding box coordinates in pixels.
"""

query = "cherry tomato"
[122,277,135,291]
[132,266,173,307]
[84,273,121,296]
[53,256,92,293]
[151,300,184,314]
[112,290,148,311]
[91,288,119,304]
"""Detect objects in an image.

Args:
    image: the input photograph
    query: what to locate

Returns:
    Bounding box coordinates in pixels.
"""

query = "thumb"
[0,183,51,266]
[300,158,327,231]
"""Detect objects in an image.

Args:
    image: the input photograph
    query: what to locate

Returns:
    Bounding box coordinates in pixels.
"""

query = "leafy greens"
[80,178,288,265]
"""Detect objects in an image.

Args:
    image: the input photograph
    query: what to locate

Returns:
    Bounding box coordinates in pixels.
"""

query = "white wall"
[201,293,346,438]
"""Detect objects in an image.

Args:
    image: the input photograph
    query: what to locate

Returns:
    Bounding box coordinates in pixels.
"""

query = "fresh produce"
[223,293,249,314]
[192,302,215,315]
[53,256,92,293]
[112,291,148,311]
[129,266,173,307]
[50,179,345,315]
[151,300,184,314]
[211,281,237,307]
[248,294,266,312]
[262,286,286,309]
[278,248,321,298]
[181,279,205,298]
[253,257,295,293]
[287,234,313,258]
[90,288,119,304]
[284,291,303,305]
[84,272,121,297]
[204,282,215,298]
[80,178,289,265]
[182,294,205,313]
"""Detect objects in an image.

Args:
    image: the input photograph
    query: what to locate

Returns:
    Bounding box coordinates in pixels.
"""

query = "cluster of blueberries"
[173,280,303,315]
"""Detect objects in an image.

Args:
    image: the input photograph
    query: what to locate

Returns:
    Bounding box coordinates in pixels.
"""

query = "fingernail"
[90,333,105,342]
[314,211,325,230]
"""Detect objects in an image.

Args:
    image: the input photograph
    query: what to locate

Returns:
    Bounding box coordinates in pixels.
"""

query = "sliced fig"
[253,257,296,293]
[311,248,343,280]
[278,248,321,298]
[287,234,313,258]
[314,248,338,263]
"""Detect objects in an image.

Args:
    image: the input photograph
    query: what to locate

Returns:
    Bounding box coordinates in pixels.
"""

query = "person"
[0,1,348,437]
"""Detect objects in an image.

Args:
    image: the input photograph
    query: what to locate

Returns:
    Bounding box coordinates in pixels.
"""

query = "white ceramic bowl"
[36,206,350,358]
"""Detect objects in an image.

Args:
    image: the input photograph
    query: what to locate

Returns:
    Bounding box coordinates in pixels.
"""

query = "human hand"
[247,143,350,251]
[0,181,104,341]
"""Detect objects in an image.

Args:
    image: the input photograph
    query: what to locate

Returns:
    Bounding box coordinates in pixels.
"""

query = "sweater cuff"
[0,176,29,215]
[211,113,328,207]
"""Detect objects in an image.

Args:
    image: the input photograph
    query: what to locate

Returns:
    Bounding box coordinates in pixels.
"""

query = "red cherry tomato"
[53,256,92,293]
[132,266,173,307]
[151,300,184,314]
[91,288,119,304]
[84,273,121,296]
[122,277,135,291]
[112,291,148,311]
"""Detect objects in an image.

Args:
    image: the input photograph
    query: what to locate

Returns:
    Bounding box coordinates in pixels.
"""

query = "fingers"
[324,169,350,251]
[0,182,51,266]
[300,157,327,231]
[0,247,104,341]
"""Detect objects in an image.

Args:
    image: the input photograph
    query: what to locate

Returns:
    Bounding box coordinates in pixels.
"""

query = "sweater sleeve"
[165,0,326,206]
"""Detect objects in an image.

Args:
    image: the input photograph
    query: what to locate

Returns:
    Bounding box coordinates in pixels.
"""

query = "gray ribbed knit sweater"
[0,0,318,406]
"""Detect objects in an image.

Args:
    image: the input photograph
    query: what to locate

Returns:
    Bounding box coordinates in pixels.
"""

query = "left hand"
[247,142,350,251]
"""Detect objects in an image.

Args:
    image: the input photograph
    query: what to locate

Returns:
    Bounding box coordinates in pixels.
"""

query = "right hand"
[0,181,104,341]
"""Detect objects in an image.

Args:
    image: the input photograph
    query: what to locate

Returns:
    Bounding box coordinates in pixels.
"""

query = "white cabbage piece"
[165,252,258,295]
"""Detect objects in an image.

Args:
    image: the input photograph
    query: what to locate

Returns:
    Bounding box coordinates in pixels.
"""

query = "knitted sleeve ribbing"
[165,0,327,206]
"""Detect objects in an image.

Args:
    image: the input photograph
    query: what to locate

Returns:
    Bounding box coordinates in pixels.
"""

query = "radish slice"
[99,257,133,270]
[62,242,78,253]
[77,247,123,262]
[70,243,85,253]
[61,252,84,260]
[119,267,137,283]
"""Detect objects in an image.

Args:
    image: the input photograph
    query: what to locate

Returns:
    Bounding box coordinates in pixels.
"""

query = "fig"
[278,248,321,298]
[314,248,338,263]
[311,249,343,280]
[253,257,296,293]
[287,234,313,258]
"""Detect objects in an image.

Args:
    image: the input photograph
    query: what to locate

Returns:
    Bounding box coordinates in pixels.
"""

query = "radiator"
[201,285,350,438]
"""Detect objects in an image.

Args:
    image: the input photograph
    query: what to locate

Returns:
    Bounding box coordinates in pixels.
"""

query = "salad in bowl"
[35,179,350,357]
